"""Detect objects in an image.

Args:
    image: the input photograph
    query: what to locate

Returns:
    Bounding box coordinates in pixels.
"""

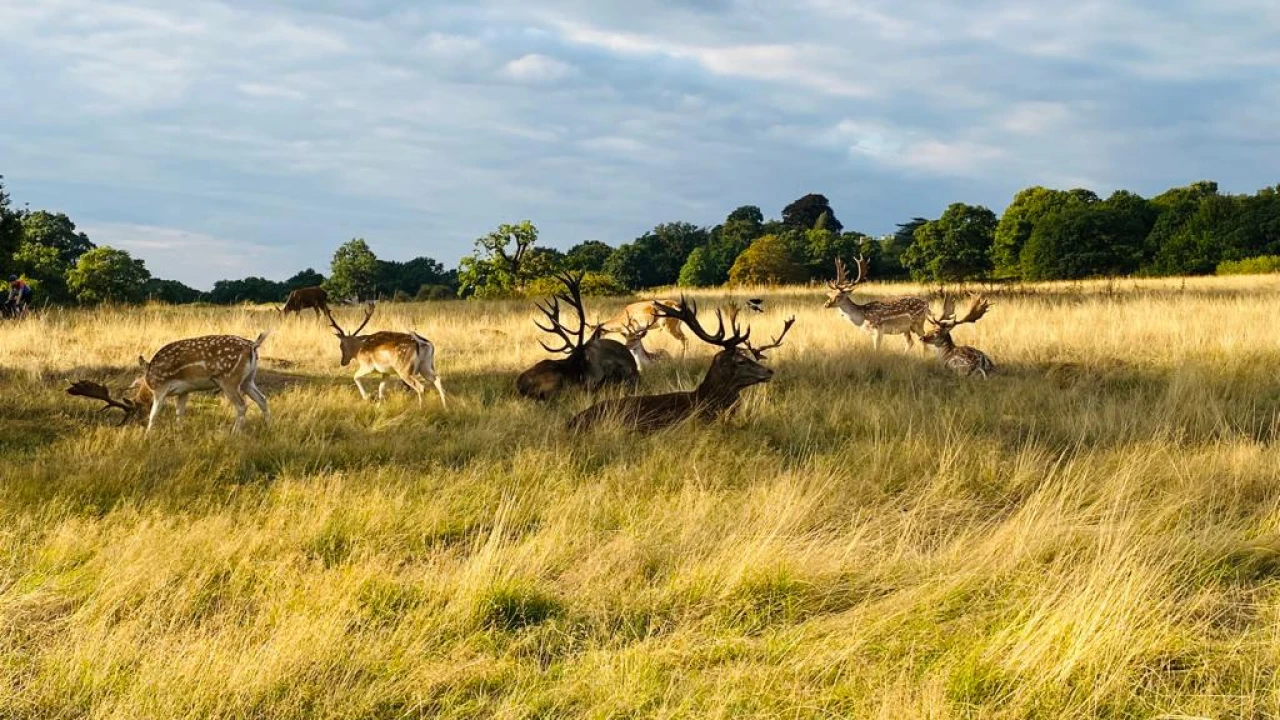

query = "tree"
[605,222,708,290]
[728,235,807,285]
[12,241,70,302]
[902,203,998,282]
[458,221,540,298]
[328,238,379,300]
[285,268,326,290]
[21,211,94,266]
[376,256,447,298]
[565,241,614,272]
[208,277,286,304]
[698,206,766,286]
[0,176,24,267]
[143,278,203,304]
[800,227,864,281]
[992,187,1099,279]
[66,246,151,304]
[782,193,843,233]
[677,246,717,287]
[1020,205,1144,280]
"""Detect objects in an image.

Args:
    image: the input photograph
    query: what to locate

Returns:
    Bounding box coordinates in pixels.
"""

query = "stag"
[825,256,929,351]
[619,317,671,372]
[516,272,638,400]
[67,333,272,432]
[280,286,330,316]
[326,303,447,406]
[921,295,995,378]
[569,298,794,433]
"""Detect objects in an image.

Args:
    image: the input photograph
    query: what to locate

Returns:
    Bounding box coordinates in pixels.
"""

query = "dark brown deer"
[281,286,330,316]
[516,272,638,400]
[568,298,794,433]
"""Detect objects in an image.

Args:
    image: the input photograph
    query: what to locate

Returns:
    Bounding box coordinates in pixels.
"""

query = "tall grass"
[2,275,1280,718]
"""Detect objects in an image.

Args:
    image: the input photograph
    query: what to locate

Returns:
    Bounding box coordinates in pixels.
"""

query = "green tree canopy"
[458,221,540,298]
[564,241,614,272]
[903,203,998,282]
[66,246,151,304]
[0,176,24,266]
[728,235,807,285]
[21,211,95,266]
[327,238,380,300]
[781,193,843,233]
[143,278,203,304]
[285,268,326,290]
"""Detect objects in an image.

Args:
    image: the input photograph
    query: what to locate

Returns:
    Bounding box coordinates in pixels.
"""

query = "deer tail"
[252,330,270,348]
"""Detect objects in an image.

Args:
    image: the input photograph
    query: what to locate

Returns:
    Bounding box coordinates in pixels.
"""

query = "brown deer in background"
[569,298,794,433]
[280,286,330,316]
[596,299,687,350]
[517,272,638,400]
[326,303,447,406]
[921,295,995,378]
[825,256,929,351]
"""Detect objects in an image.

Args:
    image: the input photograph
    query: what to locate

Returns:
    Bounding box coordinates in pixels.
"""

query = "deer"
[568,298,794,433]
[595,299,687,350]
[825,256,930,351]
[280,285,330,316]
[619,317,671,371]
[66,333,272,432]
[517,272,639,400]
[921,294,995,378]
[325,303,447,406]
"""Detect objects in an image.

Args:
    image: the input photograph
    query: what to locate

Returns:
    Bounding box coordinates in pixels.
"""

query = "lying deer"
[517,272,638,400]
[619,317,670,371]
[326,303,447,406]
[921,295,995,378]
[67,333,272,432]
[825,256,929,350]
[569,298,794,433]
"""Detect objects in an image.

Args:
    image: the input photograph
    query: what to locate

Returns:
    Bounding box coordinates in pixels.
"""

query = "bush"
[392,289,412,303]
[415,284,457,301]
[728,235,806,286]
[1216,255,1280,275]
[521,272,628,298]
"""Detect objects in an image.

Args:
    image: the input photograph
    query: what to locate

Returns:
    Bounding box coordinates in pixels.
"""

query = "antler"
[655,296,750,351]
[326,302,375,337]
[928,295,988,329]
[746,316,796,360]
[533,271,588,355]
[828,258,851,291]
[853,254,870,285]
[66,380,136,425]
[955,295,991,326]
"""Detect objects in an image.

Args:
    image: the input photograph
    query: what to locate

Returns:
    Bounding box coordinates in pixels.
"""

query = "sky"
[1,0,1278,289]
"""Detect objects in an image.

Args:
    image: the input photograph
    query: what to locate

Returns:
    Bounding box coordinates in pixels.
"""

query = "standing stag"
[67,333,272,432]
[516,272,638,400]
[569,298,794,433]
[921,295,995,378]
[825,256,929,350]
[326,304,447,406]
[280,286,330,316]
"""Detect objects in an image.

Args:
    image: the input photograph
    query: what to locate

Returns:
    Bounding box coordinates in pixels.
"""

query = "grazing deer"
[66,380,138,425]
[921,295,995,378]
[517,272,638,400]
[569,298,794,433]
[619,317,671,371]
[280,285,330,316]
[596,299,687,349]
[825,256,929,350]
[122,333,271,433]
[325,304,447,406]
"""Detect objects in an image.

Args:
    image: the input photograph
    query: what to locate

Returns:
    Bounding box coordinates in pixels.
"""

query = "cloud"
[498,53,578,83]
[80,223,284,290]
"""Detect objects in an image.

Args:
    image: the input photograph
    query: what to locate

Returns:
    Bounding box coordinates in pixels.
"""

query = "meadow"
[2,275,1280,719]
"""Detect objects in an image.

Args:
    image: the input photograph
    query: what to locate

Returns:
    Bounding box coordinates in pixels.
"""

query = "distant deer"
[825,256,929,350]
[619,317,670,371]
[569,298,794,433]
[280,286,330,316]
[921,295,995,378]
[517,272,638,400]
[326,303,447,406]
[66,333,272,432]
[596,299,687,350]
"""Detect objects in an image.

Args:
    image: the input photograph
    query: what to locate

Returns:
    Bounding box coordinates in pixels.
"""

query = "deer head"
[922,294,991,347]
[824,255,869,308]
[326,302,376,366]
[66,380,138,425]
[656,298,794,395]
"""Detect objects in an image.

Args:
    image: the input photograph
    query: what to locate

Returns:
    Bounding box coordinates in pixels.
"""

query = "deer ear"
[137,355,148,369]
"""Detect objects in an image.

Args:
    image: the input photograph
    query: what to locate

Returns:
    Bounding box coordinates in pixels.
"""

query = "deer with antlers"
[619,317,671,372]
[921,295,995,378]
[596,299,687,350]
[569,298,794,433]
[825,256,929,351]
[517,272,638,400]
[324,303,447,406]
[69,333,271,432]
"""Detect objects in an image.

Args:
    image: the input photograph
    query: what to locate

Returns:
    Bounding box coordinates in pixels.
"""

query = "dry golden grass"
[3,274,1280,718]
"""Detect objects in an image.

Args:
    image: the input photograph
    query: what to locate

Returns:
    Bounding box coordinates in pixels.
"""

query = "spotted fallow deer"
[921,294,995,378]
[326,303,447,406]
[596,299,687,349]
[824,256,929,351]
[133,332,271,433]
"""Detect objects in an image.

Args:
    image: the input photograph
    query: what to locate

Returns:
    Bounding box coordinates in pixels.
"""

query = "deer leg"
[420,370,446,408]
[872,330,882,352]
[174,393,189,426]
[903,331,915,351]
[215,377,249,433]
[392,367,425,404]
[352,367,374,400]
[243,380,270,425]
[146,389,169,434]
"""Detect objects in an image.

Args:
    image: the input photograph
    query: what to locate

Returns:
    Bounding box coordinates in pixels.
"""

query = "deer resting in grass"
[67,333,272,432]
[568,298,794,433]
[516,272,639,400]
[825,256,929,351]
[326,303,447,406]
[921,295,995,378]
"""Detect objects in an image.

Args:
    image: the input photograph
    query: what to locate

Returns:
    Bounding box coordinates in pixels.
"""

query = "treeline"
[4,174,1279,307]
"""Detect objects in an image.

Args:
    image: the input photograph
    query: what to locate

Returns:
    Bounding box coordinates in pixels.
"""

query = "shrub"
[1216,255,1280,275]
[415,284,456,301]
[522,272,628,298]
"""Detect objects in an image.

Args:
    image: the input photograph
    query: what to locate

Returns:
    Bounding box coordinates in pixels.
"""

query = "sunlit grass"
[3,274,1280,718]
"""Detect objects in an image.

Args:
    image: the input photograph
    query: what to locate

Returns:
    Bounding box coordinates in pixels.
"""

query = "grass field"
[3,275,1280,719]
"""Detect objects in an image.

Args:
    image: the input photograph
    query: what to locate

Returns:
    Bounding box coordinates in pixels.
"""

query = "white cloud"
[1001,102,1070,136]
[498,53,578,83]
[237,82,306,100]
[81,223,281,290]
